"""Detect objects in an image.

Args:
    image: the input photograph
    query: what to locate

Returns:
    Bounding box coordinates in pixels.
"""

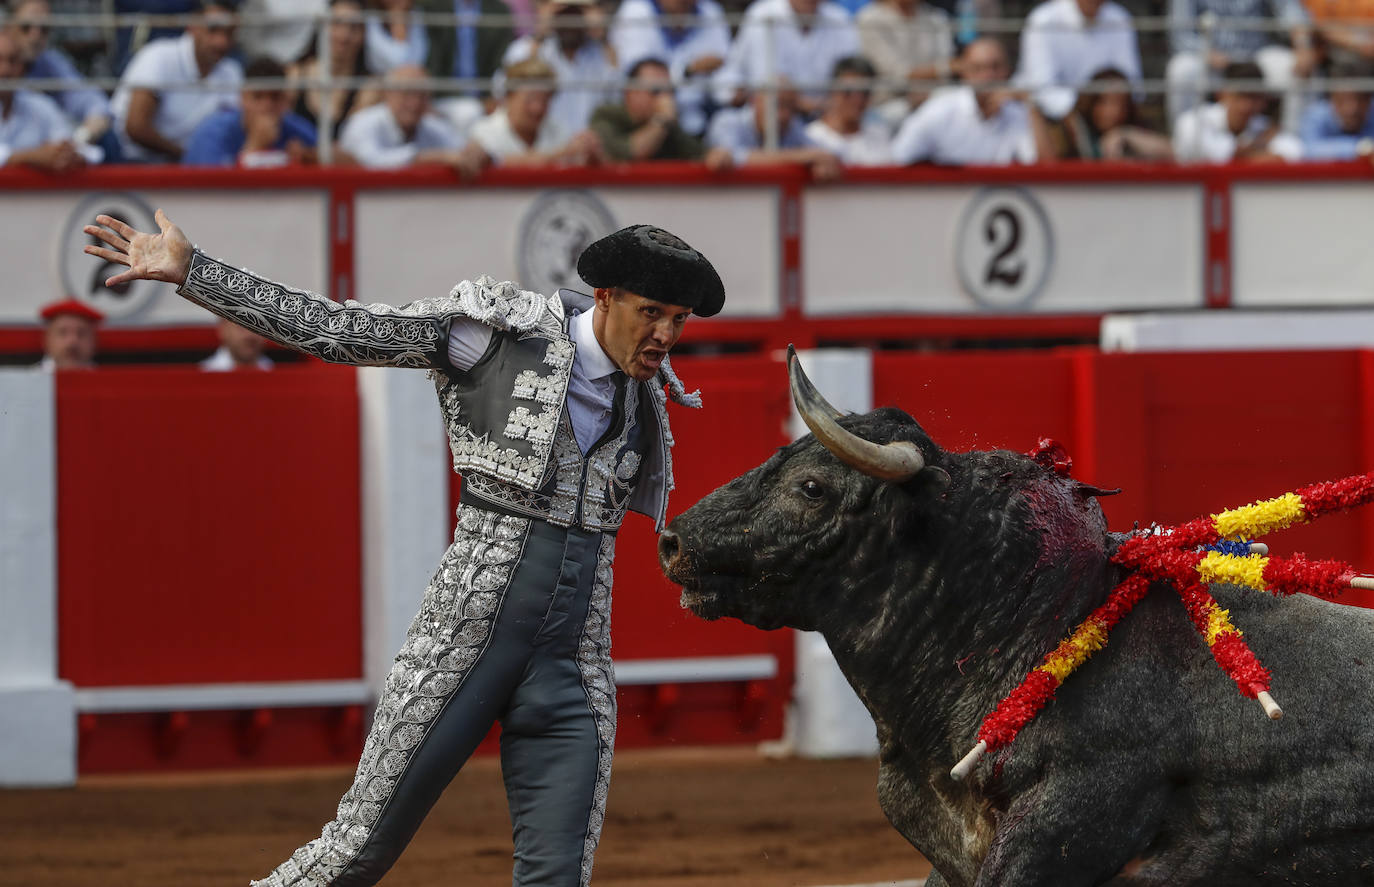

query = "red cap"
[39,299,105,324]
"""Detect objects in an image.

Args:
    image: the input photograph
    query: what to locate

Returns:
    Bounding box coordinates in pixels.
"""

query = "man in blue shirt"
[1300,61,1374,160]
[183,56,317,166]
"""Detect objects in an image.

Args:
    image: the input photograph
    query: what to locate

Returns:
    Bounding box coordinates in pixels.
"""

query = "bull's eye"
[800,479,824,500]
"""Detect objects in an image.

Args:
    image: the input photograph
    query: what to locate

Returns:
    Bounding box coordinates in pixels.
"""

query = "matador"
[82,209,725,887]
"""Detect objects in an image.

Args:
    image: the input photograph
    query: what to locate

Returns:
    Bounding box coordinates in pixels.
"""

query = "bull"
[657,349,1374,887]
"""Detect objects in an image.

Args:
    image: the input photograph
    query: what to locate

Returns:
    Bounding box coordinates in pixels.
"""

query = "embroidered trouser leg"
[250,507,616,887]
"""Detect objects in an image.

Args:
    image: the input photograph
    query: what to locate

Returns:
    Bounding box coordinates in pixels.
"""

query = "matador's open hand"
[83,209,193,288]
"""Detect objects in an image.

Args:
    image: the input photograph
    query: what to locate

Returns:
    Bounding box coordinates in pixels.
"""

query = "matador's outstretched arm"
[84,210,547,369]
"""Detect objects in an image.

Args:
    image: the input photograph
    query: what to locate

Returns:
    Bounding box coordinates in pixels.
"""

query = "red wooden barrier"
[874,348,1374,607]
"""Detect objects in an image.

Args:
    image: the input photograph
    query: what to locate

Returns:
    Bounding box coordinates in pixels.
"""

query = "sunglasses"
[18,22,49,35]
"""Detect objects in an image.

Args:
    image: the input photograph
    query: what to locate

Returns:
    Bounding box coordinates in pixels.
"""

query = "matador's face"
[593,288,691,381]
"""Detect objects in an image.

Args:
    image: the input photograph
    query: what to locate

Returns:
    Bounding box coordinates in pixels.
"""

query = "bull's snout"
[657,528,682,577]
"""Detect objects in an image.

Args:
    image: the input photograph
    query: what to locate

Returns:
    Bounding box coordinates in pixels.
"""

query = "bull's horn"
[787,345,925,482]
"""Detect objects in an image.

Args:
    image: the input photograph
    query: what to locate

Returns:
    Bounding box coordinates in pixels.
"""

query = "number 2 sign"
[955,187,1054,310]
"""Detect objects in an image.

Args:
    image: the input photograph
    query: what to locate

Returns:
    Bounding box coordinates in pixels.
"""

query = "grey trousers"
[252,505,618,887]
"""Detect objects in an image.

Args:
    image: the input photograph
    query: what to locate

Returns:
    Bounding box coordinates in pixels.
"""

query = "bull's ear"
[903,465,951,495]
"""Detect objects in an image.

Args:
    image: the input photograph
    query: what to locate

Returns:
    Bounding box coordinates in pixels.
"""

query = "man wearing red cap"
[37,298,102,370]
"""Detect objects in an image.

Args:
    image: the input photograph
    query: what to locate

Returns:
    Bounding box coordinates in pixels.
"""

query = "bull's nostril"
[658,529,681,572]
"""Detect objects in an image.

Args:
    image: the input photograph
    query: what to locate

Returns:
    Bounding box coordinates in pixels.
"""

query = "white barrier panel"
[803,184,1204,316]
[0,369,75,787]
[1232,182,1374,308]
[3,189,329,327]
[353,187,780,318]
[1103,308,1374,352]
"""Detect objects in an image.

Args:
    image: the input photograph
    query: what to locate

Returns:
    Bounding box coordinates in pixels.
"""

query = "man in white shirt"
[1172,60,1302,162]
[0,31,98,171]
[110,0,244,161]
[804,55,894,165]
[1014,0,1142,120]
[610,0,732,134]
[500,0,621,133]
[340,64,488,172]
[200,318,275,371]
[711,0,861,115]
[470,56,606,164]
[892,37,1041,165]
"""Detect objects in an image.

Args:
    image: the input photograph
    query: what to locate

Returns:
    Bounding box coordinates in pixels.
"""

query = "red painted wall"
[56,367,364,687]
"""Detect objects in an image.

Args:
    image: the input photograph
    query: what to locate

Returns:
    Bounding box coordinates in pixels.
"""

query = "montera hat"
[576,225,725,318]
[39,298,105,324]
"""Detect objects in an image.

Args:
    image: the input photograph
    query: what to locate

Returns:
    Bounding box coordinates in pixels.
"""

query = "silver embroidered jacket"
[177,249,699,531]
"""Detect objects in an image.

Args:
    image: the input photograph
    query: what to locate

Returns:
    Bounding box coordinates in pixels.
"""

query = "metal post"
[763,16,779,151]
[318,10,335,165]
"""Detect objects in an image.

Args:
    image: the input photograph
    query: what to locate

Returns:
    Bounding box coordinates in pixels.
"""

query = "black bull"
[658,352,1374,887]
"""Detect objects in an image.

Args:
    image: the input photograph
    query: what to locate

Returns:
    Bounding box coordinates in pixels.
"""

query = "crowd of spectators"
[3,0,1374,173]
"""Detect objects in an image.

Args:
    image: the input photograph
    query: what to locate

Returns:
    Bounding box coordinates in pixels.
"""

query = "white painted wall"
[0,370,75,786]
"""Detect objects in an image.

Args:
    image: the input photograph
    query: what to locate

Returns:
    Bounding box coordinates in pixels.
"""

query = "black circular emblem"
[59,192,163,322]
[516,190,618,294]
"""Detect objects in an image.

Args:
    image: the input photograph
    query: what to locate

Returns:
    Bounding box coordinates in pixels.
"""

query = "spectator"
[420,0,514,97]
[1054,66,1172,158]
[589,56,728,161]
[892,37,1048,164]
[184,57,318,166]
[287,0,383,140]
[364,0,429,73]
[1299,61,1374,158]
[1173,60,1302,161]
[1014,0,1142,120]
[1166,0,1315,128]
[706,80,840,175]
[855,0,953,117]
[37,298,101,371]
[6,0,115,150]
[237,0,327,65]
[610,0,731,134]
[471,54,606,163]
[1307,0,1374,68]
[804,55,893,163]
[500,0,619,133]
[0,29,97,171]
[201,318,274,370]
[110,0,244,162]
[711,0,861,115]
[340,63,488,169]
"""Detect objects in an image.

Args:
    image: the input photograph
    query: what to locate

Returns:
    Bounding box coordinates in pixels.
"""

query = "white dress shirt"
[468,106,570,160]
[1172,102,1302,162]
[1014,0,1142,120]
[500,35,620,134]
[445,302,620,454]
[339,103,465,168]
[610,0,733,134]
[711,0,860,103]
[805,116,894,165]
[891,85,1036,165]
[111,33,244,161]
[0,91,97,167]
[200,346,275,371]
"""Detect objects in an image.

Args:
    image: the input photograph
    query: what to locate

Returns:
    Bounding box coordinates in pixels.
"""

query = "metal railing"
[2,7,1372,163]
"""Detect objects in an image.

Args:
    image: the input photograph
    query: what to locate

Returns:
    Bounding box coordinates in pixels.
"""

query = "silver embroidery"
[658,355,702,409]
[464,414,584,528]
[251,506,530,887]
[576,535,617,887]
[581,383,640,531]
[176,252,548,369]
[449,275,547,332]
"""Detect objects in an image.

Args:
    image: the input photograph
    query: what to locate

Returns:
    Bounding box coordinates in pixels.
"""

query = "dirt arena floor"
[0,747,932,887]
